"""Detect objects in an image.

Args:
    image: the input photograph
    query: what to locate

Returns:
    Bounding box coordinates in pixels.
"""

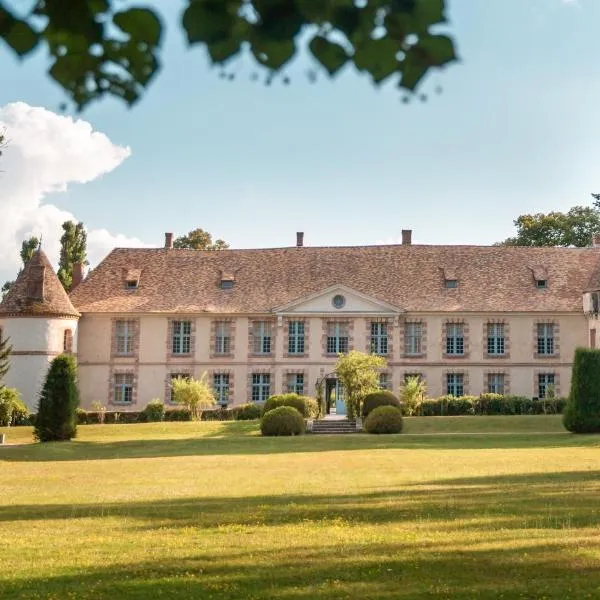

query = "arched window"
[63,329,73,354]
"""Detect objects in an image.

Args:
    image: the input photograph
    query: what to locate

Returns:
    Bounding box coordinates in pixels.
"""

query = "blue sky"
[1,0,599,278]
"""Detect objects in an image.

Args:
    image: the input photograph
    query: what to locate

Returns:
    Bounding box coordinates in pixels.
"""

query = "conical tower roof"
[0,250,80,318]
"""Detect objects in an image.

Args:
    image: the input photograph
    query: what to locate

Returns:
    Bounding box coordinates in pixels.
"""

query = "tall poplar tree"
[57,221,88,292]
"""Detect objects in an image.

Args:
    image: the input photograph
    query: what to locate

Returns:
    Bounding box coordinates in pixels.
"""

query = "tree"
[563,348,600,434]
[334,351,386,420]
[171,373,216,420]
[498,206,600,247]
[34,354,80,442]
[0,332,12,385]
[173,228,229,251]
[400,375,427,416]
[0,1,457,111]
[1,235,40,297]
[57,221,88,292]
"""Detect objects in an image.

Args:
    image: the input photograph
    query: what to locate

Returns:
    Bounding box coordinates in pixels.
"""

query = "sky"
[1,0,599,283]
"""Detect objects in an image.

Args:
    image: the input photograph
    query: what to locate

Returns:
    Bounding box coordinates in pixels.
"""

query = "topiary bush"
[364,405,403,434]
[362,390,401,418]
[263,394,319,418]
[139,399,165,422]
[260,406,305,436]
[564,348,600,433]
[0,387,29,426]
[34,354,79,442]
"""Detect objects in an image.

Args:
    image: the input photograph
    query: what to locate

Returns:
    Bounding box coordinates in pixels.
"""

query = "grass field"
[1,416,599,599]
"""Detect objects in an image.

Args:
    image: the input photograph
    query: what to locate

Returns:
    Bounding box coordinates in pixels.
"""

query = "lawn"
[1,416,599,599]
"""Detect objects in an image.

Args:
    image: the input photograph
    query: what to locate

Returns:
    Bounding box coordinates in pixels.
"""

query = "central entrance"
[325,378,346,416]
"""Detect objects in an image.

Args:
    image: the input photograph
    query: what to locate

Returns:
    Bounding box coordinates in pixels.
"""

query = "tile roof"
[68,244,600,314]
[0,250,80,318]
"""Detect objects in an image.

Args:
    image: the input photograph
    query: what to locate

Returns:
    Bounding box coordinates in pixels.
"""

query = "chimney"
[165,232,173,249]
[296,232,304,247]
[592,233,600,248]
[72,262,84,290]
[401,229,412,245]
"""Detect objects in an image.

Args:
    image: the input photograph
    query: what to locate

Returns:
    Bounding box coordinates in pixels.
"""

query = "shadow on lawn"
[1,431,598,462]
[2,474,600,599]
[1,470,599,531]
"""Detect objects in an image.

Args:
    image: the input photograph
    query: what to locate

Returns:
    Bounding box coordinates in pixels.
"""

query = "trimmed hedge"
[364,405,403,434]
[139,399,165,422]
[164,407,193,421]
[419,395,567,417]
[362,391,401,418]
[260,406,305,436]
[0,387,29,426]
[263,394,319,418]
[231,403,263,420]
[564,348,600,433]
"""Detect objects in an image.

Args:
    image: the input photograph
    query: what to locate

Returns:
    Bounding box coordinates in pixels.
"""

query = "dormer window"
[125,280,138,290]
[536,279,548,289]
[442,267,458,289]
[531,266,548,290]
[122,268,141,291]
[445,279,458,289]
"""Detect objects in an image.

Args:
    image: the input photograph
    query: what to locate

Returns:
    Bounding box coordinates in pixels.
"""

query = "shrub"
[232,403,263,420]
[362,390,401,418]
[139,399,165,422]
[476,393,507,415]
[364,405,403,434]
[446,395,476,416]
[201,408,232,421]
[171,374,216,420]
[260,406,305,436]
[564,348,600,433]
[34,354,79,442]
[76,408,88,425]
[164,407,193,421]
[263,394,319,418]
[0,387,29,426]
[400,376,427,416]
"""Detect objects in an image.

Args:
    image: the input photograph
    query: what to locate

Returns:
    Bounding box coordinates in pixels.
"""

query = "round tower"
[0,250,80,411]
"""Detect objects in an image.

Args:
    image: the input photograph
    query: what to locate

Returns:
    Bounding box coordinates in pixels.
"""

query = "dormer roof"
[0,250,80,318]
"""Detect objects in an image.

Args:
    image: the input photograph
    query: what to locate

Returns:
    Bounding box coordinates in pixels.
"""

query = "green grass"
[1,417,599,599]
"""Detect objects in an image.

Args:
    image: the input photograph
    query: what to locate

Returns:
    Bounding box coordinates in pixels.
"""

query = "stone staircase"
[310,419,359,434]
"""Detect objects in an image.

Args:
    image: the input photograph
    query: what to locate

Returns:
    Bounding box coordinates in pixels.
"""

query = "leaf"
[0,13,39,57]
[182,1,234,45]
[250,36,295,70]
[417,34,457,66]
[353,37,401,84]
[399,54,429,91]
[206,38,241,63]
[309,36,348,76]
[114,8,163,47]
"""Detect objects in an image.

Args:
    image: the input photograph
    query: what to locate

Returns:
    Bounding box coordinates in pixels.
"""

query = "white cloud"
[0,102,150,282]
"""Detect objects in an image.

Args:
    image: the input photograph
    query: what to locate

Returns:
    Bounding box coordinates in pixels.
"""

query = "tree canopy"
[57,221,88,291]
[498,206,600,248]
[0,0,457,111]
[174,228,229,251]
[1,236,40,298]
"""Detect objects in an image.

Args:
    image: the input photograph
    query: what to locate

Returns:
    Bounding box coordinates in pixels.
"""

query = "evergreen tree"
[0,333,12,385]
[563,348,600,433]
[57,221,88,292]
[34,354,79,442]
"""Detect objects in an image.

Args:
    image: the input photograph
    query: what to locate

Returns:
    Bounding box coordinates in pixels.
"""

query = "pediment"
[272,285,403,315]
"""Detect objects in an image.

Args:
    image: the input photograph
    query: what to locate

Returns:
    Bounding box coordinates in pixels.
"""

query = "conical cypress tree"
[0,333,11,385]
[34,354,79,442]
[563,347,600,433]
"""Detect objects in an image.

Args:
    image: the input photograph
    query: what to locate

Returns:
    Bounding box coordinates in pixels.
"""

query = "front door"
[325,378,346,416]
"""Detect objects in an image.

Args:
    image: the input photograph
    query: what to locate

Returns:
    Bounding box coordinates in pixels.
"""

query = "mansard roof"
[0,250,80,318]
[68,244,600,314]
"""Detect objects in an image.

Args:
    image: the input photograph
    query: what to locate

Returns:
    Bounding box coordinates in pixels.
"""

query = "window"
[114,373,134,404]
[487,373,505,395]
[252,373,271,402]
[213,373,230,405]
[172,320,192,354]
[536,279,548,289]
[370,322,388,355]
[168,373,189,404]
[446,373,464,397]
[446,323,465,355]
[252,321,272,354]
[538,373,555,398]
[487,323,505,355]
[287,373,305,395]
[445,279,458,289]
[326,322,349,354]
[115,320,134,355]
[63,329,73,353]
[332,294,346,309]
[125,280,138,290]
[537,324,555,355]
[214,321,231,355]
[405,322,423,355]
[379,373,391,390]
[220,280,234,290]
[288,321,305,354]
